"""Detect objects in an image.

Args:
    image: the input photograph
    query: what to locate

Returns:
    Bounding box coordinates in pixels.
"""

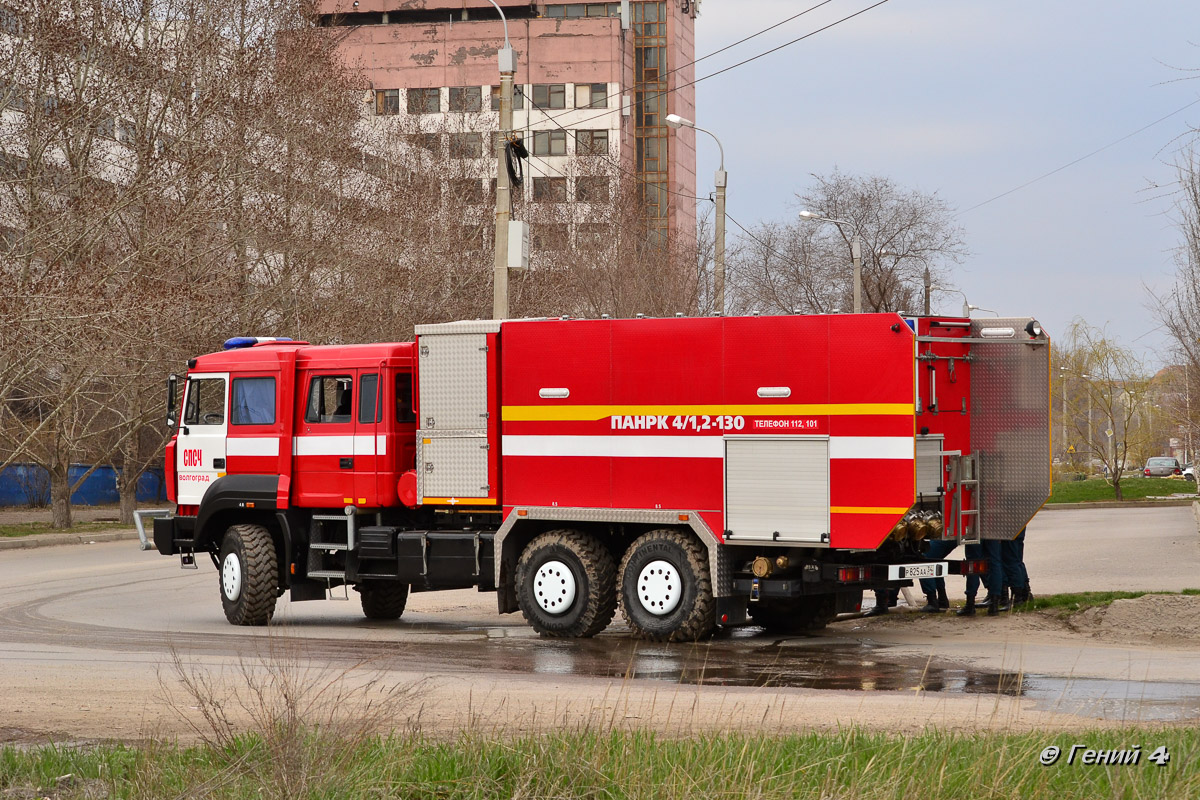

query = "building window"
[0,5,25,37]
[531,130,566,156]
[450,178,484,203]
[408,133,440,153]
[531,83,565,110]
[374,88,399,115]
[574,83,607,109]
[576,129,609,156]
[533,223,569,250]
[490,178,521,201]
[98,116,137,145]
[545,3,622,18]
[407,87,440,114]
[449,132,483,159]
[449,86,482,112]
[577,223,610,249]
[532,177,567,202]
[575,176,609,203]
[490,85,525,110]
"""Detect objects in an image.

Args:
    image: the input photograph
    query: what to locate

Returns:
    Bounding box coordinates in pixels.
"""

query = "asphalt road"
[1,504,1197,742]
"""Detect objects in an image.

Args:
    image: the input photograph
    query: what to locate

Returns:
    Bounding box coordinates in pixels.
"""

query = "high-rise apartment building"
[316,0,699,245]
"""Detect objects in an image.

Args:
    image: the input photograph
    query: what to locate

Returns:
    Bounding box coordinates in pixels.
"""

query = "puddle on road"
[494,634,1200,723]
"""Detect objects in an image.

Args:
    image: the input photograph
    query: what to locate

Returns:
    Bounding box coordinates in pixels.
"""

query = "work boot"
[986,595,1002,616]
[919,592,942,613]
[863,604,889,617]
[1012,584,1033,608]
[937,584,950,610]
[997,589,1012,612]
[956,598,976,617]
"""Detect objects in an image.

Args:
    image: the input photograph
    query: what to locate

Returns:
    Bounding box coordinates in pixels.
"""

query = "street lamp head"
[798,210,818,220]
[665,113,694,129]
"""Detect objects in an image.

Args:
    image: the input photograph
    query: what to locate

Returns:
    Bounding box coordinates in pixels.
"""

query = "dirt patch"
[1068,594,1200,644]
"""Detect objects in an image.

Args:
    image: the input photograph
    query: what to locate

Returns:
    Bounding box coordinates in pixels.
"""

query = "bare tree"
[731,169,966,315]
[1057,320,1153,499]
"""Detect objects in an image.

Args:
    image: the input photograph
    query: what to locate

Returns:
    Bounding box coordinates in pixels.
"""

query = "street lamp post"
[488,0,517,320]
[799,210,861,313]
[666,113,726,314]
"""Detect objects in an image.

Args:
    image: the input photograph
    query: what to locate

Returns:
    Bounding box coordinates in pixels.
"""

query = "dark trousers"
[981,539,1006,599]
[964,542,984,598]
[919,538,958,596]
[1001,528,1028,591]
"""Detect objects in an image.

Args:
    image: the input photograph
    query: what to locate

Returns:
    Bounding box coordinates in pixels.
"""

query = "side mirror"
[166,374,178,429]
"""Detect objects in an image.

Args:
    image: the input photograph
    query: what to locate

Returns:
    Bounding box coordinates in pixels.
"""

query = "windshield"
[1146,458,1176,466]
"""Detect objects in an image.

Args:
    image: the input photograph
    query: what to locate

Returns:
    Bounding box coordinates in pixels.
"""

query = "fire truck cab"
[154,313,1051,641]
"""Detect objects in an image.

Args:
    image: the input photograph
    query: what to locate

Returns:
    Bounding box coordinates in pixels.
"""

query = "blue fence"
[0,464,167,507]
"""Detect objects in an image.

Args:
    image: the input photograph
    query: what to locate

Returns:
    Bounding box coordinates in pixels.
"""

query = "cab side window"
[395,373,416,424]
[184,378,226,426]
[231,377,276,425]
[305,376,353,423]
[358,374,382,424]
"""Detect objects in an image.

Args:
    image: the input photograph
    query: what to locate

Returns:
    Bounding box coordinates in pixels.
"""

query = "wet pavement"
[3,538,1200,731]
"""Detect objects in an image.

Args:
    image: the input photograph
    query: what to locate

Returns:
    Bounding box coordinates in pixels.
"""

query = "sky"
[692,0,1200,366]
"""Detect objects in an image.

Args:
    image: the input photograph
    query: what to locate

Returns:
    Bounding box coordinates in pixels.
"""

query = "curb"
[1193,501,1200,537]
[1041,499,1197,511]
[0,529,141,551]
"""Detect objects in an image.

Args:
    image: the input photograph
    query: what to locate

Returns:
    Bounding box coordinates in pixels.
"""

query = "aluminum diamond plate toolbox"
[417,333,489,431]
[417,435,490,498]
[970,317,1051,539]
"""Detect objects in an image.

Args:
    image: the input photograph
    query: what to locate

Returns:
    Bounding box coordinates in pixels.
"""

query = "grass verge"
[0,521,130,538]
[1047,477,1195,504]
[1,728,1197,800]
[1017,589,1200,615]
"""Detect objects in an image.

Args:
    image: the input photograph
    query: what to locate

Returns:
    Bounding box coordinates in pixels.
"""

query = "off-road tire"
[618,529,715,642]
[359,583,409,620]
[747,594,838,633]
[516,530,617,638]
[219,523,278,626]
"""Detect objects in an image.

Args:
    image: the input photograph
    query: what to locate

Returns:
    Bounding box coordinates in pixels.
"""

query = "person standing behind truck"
[918,538,956,612]
[1002,527,1032,607]
[956,539,1007,616]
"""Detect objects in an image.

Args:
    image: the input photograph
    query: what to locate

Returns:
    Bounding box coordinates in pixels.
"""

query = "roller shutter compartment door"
[724,437,829,543]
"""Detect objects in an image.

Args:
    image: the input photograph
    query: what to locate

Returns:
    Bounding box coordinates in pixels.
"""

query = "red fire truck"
[153,313,1051,641]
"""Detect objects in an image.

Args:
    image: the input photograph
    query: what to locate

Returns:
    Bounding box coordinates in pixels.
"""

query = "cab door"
[353,369,386,507]
[176,373,229,505]
[293,372,356,507]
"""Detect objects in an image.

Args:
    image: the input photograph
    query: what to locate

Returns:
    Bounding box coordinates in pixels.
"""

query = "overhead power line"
[959,95,1200,215]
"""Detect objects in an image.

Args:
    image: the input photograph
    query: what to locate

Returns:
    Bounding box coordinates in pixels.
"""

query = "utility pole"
[1060,368,1067,461]
[851,235,862,313]
[490,1,515,320]
[923,266,931,316]
[665,113,726,314]
[714,167,727,314]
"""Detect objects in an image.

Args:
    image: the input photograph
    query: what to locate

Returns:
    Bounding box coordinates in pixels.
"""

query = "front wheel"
[618,529,714,642]
[219,523,278,626]
[516,530,617,638]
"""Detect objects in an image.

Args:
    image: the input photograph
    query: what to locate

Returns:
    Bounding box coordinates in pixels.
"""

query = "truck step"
[312,542,351,551]
[308,570,347,580]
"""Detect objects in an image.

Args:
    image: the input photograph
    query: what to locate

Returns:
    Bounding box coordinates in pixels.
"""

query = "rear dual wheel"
[516,530,618,638]
[618,529,715,642]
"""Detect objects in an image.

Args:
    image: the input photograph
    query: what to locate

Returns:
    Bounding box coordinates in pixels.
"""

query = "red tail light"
[837,567,868,582]
[1175,468,1182,475]
[1144,468,1151,476]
